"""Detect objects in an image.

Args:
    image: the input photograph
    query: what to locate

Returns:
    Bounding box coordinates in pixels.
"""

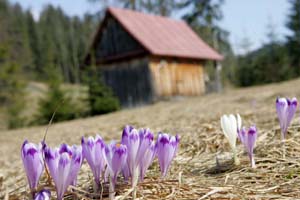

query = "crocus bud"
[121,127,140,185]
[82,135,106,186]
[220,114,241,165]
[21,140,44,190]
[137,128,155,182]
[121,126,133,182]
[105,142,127,190]
[139,141,156,181]
[69,145,83,186]
[44,144,82,200]
[121,125,134,146]
[157,133,180,177]
[240,126,258,168]
[34,189,51,200]
[137,128,154,162]
[276,97,297,140]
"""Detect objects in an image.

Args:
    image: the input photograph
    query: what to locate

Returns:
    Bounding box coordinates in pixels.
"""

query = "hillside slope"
[1,79,300,199]
[0,82,88,130]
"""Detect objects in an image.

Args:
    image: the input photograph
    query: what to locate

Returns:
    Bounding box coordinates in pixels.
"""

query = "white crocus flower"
[220,114,242,165]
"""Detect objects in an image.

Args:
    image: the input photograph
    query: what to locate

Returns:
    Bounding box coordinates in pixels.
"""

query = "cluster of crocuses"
[220,114,257,168]
[21,125,180,200]
[21,141,83,200]
[220,97,298,168]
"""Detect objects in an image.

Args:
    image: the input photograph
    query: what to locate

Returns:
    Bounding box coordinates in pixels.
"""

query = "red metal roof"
[107,7,223,61]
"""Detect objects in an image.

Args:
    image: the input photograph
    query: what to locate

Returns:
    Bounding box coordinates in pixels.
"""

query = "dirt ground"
[1,79,300,199]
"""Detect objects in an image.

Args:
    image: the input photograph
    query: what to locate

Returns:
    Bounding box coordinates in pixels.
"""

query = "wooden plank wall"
[149,57,205,96]
[95,16,146,62]
[101,57,154,107]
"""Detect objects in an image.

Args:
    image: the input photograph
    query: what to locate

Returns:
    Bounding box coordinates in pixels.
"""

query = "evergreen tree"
[286,0,300,75]
[86,66,120,115]
[126,0,176,16]
[0,0,9,44]
[0,44,26,129]
[234,15,293,87]
[9,3,33,74]
[35,68,82,125]
[89,0,177,16]
[179,0,231,54]
[264,20,291,82]
[37,5,99,83]
[26,10,43,78]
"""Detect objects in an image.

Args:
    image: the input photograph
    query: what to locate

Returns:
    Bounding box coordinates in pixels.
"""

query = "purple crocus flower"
[240,126,258,168]
[44,144,82,200]
[137,128,154,162]
[81,135,106,185]
[139,141,156,181]
[21,140,44,190]
[157,133,180,177]
[121,126,140,185]
[121,125,134,144]
[136,128,155,181]
[121,125,133,181]
[34,189,51,200]
[276,97,298,140]
[105,142,127,190]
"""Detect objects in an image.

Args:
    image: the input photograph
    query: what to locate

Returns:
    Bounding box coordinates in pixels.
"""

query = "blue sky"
[9,0,290,54]
[222,0,290,53]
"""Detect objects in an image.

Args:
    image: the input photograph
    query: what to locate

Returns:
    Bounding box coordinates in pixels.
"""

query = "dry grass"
[1,79,300,199]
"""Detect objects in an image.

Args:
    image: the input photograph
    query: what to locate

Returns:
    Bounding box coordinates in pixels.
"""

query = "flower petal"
[68,145,82,186]
[139,142,156,181]
[228,115,238,148]
[237,114,242,131]
[56,153,71,200]
[21,141,44,189]
[287,97,297,129]
[34,189,51,200]
[125,129,140,175]
[221,115,235,149]
[136,128,154,166]
[245,126,257,155]
[44,147,59,184]
[238,127,246,144]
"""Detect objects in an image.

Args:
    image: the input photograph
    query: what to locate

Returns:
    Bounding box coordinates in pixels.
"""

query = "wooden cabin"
[84,7,223,107]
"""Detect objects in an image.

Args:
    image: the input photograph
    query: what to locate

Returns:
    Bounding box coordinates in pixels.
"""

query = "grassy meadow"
[1,79,300,199]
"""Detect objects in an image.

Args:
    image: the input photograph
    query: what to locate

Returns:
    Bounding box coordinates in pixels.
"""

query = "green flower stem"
[281,135,286,159]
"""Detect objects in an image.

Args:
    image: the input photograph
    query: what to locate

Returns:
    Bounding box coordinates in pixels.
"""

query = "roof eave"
[151,52,224,61]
